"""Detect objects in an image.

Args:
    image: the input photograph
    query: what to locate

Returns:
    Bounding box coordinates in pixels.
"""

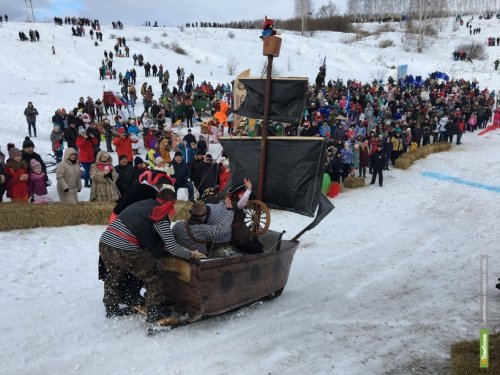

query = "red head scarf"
[150,198,176,222]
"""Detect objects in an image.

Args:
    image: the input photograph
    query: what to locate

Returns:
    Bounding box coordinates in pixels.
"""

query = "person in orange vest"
[112,128,138,163]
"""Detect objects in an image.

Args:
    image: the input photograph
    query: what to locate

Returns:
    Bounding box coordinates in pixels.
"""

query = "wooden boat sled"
[157,229,298,322]
[140,36,333,329]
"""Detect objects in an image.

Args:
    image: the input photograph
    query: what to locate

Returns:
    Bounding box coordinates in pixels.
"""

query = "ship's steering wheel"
[244,200,270,236]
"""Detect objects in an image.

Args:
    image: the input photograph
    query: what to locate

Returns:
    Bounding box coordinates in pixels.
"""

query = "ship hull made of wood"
[158,231,298,317]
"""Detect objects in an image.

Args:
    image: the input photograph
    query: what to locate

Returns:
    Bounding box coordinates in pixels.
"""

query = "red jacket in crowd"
[113,134,138,161]
[76,135,98,163]
[5,164,29,199]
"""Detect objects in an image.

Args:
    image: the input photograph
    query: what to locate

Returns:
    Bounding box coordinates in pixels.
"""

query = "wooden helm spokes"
[244,199,270,236]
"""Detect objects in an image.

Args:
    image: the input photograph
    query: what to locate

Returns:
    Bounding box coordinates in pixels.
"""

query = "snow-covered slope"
[0,17,500,375]
[1,17,500,154]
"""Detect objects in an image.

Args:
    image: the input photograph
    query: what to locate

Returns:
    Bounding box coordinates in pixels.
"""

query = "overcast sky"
[2,0,347,26]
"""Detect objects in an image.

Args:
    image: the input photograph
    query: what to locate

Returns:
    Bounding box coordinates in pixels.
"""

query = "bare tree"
[226,56,239,75]
[409,0,431,53]
[433,0,449,17]
[295,0,314,35]
[316,1,339,18]
[347,0,363,18]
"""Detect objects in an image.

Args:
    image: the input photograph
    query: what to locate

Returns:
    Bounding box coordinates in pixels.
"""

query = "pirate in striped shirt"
[99,188,205,322]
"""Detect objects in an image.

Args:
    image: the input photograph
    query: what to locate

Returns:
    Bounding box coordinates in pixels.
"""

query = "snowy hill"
[1,17,500,153]
[0,17,500,375]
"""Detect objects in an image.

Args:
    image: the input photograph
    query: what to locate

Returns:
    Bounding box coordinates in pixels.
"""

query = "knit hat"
[174,151,182,158]
[7,143,21,158]
[196,150,205,156]
[30,158,42,170]
[118,154,128,161]
[78,126,86,135]
[22,136,35,149]
[205,154,213,162]
[155,156,164,165]
[134,156,144,167]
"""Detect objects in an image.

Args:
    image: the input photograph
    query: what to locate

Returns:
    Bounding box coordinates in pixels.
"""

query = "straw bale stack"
[343,176,365,189]
[0,201,191,231]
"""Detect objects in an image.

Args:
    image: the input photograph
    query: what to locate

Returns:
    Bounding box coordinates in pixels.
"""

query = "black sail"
[220,137,329,217]
[233,78,308,123]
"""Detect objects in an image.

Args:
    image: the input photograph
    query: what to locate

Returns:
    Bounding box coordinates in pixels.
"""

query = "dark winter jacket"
[52,113,65,128]
[22,150,47,178]
[333,126,345,141]
[412,126,423,143]
[196,138,207,154]
[171,160,190,186]
[195,162,218,195]
[114,163,137,197]
[24,106,39,123]
[64,126,78,149]
[184,105,194,118]
[369,150,385,171]
[189,158,204,186]
[331,154,343,174]
[183,133,196,145]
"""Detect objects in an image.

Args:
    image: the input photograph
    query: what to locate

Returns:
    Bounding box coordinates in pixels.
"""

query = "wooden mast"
[257,34,281,200]
[257,55,273,200]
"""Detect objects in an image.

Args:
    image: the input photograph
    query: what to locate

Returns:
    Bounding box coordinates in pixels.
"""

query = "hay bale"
[391,143,452,172]
[451,332,499,374]
[408,149,422,160]
[0,200,192,231]
[343,176,365,189]
[431,142,452,153]
[401,153,417,163]
[440,142,452,151]
[394,157,413,169]
[432,143,444,152]
[414,147,428,159]
[426,143,436,153]
[419,145,431,157]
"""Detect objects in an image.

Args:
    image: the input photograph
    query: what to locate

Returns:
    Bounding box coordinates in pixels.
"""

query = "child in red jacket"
[5,144,29,202]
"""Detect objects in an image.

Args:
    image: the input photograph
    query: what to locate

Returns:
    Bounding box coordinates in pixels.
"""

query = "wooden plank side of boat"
[158,231,299,317]
[198,240,298,316]
[158,257,202,311]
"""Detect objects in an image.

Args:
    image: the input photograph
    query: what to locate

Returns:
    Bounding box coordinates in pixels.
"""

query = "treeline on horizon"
[187,16,354,33]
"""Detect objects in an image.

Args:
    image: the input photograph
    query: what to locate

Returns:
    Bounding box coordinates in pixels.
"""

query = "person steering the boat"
[228,178,264,254]
[172,201,234,255]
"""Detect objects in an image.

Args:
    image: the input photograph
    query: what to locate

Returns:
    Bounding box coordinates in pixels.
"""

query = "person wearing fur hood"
[90,151,120,202]
[56,147,82,204]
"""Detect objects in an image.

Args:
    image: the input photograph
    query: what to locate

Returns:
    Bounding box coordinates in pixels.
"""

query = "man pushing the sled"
[99,188,206,322]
